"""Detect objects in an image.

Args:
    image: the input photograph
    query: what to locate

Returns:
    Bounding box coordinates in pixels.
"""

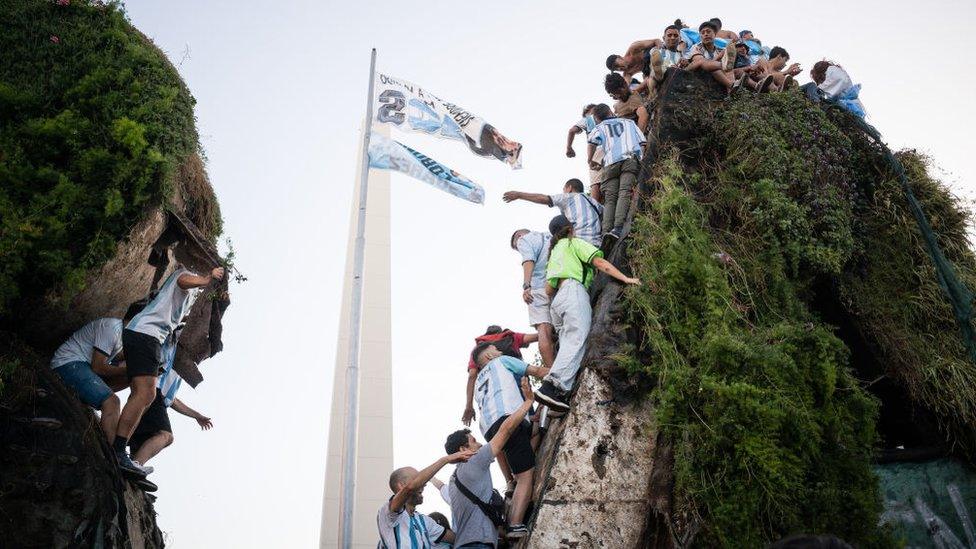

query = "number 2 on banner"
[377,89,464,140]
[377,90,405,124]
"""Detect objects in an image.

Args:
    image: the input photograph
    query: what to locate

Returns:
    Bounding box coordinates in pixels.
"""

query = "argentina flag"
[367,132,485,205]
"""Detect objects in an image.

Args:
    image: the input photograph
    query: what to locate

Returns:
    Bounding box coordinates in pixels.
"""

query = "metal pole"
[338,48,377,549]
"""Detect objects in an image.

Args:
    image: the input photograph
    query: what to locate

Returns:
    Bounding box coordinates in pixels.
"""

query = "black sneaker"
[117,450,148,479]
[535,381,570,413]
[506,524,529,539]
[135,477,158,493]
[757,74,775,94]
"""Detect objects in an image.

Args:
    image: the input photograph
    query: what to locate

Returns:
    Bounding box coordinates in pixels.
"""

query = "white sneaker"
[133,460,154,475]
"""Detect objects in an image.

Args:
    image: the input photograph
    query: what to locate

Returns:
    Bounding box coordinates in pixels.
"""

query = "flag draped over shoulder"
[372,73,523,169]
[368,132,485,205]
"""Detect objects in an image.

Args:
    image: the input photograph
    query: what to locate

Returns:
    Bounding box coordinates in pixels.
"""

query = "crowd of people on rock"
[372,16,868,549]
[49,265,224,493]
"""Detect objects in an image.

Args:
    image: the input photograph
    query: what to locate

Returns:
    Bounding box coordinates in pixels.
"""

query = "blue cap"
[739,30,752,38]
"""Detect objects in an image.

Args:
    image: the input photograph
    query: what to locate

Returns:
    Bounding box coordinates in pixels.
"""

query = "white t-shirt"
[127,267,202,343]
[819,65,854,99]
[51,318,123,369]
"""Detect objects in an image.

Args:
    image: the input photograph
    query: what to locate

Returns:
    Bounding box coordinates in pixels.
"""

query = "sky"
[121,1,976,547]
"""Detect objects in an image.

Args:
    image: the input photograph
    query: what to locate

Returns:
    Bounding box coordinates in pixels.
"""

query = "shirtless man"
[709,18,740,42]
[606,38,665,83]
[752,46,802,91]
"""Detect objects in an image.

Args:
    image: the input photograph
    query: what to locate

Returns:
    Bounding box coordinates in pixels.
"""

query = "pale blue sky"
[123,1,976,546]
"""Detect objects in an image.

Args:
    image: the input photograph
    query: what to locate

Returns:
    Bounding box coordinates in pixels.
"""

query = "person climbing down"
[603,73,650,133]
[113,264,224,478]
[445,377,536,544]
[127,326,212,486]
[378,451,474,549]
[536,215,641,414]
[587,103,645,244]
[811,60,865,118]
[463,326,537,427]
[49,310,137,443]
[684,20,739,94]
[511,229,555,370]
[502,179,603,247]
[566,104,604,200]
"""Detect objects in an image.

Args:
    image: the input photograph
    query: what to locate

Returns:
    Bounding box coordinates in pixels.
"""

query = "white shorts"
[588,148,605,186]
[527,288,553,327]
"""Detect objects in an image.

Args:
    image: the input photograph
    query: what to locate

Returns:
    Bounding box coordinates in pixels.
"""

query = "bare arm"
[521,261,535,304]
[430,477,445,490]
[588,143,599,170]
[171,398,213,430]
[625,39,662,57]
[441,530,456,544]
[390,452,472,513]
[462,368,477,426]
[89,349,122,379]
[637,106,650,134]
[502,191,551,205]
[566,126,582,157]
[522,333,539,344]
[177,267,225,290]
[488,378,535,456]
[592,257,641,286]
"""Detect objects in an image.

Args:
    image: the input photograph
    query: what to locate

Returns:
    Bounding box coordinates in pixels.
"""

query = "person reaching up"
[566,104,604,200]
[587,103,645,244]
[535,215,642,414]
[503,179,603,247]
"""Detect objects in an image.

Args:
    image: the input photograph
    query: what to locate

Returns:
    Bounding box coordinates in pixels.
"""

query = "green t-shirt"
[546,237,604,288]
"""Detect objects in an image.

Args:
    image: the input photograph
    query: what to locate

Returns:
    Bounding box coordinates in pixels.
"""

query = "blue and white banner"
[372,73,523,169]
[368,132,485,205]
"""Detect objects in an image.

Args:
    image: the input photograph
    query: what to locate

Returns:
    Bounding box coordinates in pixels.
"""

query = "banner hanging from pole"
[372,73,523,169]
[368,132,485,204]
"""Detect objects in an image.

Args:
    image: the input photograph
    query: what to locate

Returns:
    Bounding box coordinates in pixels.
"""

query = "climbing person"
[603,73,649,133]
[502,179,603,247]
[586,103,645,244]
[378,451,474,549]
[426,512,455,548]
[128,327,212,479]
[536,215,642,414]
[685,20,740,94]
[643,24,685,97]
[811,60,865,118]
[566,104,603,200]
[445,376,536,543]
[605,37,665,84]
[463,326,536,427]
[113,264,224,477]
[49,311,137,443]
[510,229,555,369]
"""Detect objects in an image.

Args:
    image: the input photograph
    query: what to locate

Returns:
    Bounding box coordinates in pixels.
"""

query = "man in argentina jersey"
[644,24,686,96]
[376,450,474,548]
[588,103,646,240]
[565,104,604,198]
[502,178,603,246]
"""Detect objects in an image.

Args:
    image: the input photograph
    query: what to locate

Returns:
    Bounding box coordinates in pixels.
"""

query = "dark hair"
[510,229,528,250]
[548,215,575,255]
[605,54,621,71]
[604,72,628,94]
[811,60,837,84]
[769,46,789,60]
[484,325,503,335]
[664,24,680,33]
[709,17,722,27]
[674,18,686,28]
[768,534,854,549]
[582,103,596,117]
[592,103,614,123]
[428,512,450,531]
[699,20,718,33]
[565,178,584,193]
[470,341,496,366]
[445,429,471,454]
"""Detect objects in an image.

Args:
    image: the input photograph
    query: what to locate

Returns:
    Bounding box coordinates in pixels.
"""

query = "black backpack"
[452,473,505,527]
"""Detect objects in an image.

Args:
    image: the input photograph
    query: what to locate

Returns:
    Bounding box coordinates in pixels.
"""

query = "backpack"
[452,473,505,527]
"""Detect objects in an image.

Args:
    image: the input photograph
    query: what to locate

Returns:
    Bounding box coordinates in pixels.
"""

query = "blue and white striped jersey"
[475,355,527,437]
[589,118,646,168]
[157,334,182,407]
[549,193,603,246]
[655,47,682,69]
[516,231,551,290]
[574,114,597,137]
[376,504,445,549]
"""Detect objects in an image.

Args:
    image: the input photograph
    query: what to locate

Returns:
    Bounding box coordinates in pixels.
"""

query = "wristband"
[522,283,532,291]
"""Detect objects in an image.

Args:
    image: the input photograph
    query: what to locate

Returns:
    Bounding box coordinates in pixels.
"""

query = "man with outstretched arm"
[113,264,224,477]
[502,179,603,247]
[378,450,475,548]
[605,38,665,83]
[446,377,536,544]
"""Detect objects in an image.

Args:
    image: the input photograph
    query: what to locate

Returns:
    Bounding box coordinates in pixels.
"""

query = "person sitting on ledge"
[811,60,865,118]
[751,46,802,91]
[643,24,686,96]
[684,20,738,94]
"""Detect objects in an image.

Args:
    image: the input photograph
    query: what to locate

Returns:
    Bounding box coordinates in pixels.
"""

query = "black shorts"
[129,390,171,453]
[122,329,163,379]
[486,416,535,475]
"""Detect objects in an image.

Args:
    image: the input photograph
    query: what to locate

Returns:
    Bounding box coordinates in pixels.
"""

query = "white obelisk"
[320,52,393,548]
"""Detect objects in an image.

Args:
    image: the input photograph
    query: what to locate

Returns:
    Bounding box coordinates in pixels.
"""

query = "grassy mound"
[622,90,976,546]
[0,0,220,322]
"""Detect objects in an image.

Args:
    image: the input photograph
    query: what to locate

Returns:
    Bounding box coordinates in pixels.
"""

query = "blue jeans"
[53,361,113,407]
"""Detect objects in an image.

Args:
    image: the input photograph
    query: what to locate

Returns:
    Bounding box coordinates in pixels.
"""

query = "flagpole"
[339,47,376,549]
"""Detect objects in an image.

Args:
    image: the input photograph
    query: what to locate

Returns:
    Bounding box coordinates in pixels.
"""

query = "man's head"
[769,46,789,70]
[605,54,623,72]
[709,17,723,29]
[603,72,629,101]
[484,325,503,335]
[510,229,529,250]
[663,25,681,48]
[582,103,597,117]
[472,342,503,368]
[563,178,585,194]
[428,512,450,532]
[591,103,614,124]
[445,428,481,455]
[699,21,718,44]
[735,42,748,55]
[389,466,424,505]
[739,30,754,41]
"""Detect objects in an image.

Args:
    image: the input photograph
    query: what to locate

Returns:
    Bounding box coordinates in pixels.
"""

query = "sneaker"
[756,74,775,94]
[535,381,570,413]
[135,477,158,493]
[722,44,736,71]
[507,524,529,539]
[116,450,148,478]
[730,73,747,95]
[650,49,664,81]
[782,74,795,90]
[133,461,154,475]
